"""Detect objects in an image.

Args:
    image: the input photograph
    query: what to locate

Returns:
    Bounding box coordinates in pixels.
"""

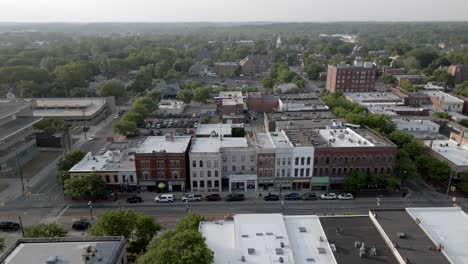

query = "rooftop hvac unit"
[241,256,246,262]
[279,257,284,263]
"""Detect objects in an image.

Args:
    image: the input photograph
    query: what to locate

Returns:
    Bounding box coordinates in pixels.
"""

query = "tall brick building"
[326,61,377,93]
[135,135,191,192]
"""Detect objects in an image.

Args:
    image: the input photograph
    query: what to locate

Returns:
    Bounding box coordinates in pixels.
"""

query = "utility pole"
[18,216,24,237]
[14,145,25,193]
[88,201,94,220]
[82,109,87,140]
[446,168,454,195]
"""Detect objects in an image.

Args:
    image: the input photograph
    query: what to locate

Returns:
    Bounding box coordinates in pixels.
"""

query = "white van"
[155,194,175,203]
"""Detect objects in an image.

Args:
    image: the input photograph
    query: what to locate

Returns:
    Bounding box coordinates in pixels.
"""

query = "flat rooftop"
[345,92,402,104]
[425,91,464,104]
[69,150,135,173]
[254,132,275,149]
[32,97,107,117]
[269,131,293,149]
[1,237,125,264]
[406,207,468,264]
[136,135,191,154]
[318,127,375,147]
[275,119,338,130]
[196,123,233,137]
[199,214,336,264]
[320,216,399,264]
[0,116,42,140]
[268,111,337,122]
[0,99,31,119]
[219,91,243,99]
[191,137,248,153]
[393,118,440,127]
[223,98,244,106]
[371,209,451,264]
[424,139,468,166]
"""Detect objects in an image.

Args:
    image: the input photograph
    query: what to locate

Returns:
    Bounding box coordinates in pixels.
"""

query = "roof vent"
[241,256,246,262]
[248,248,255,255]
[276,248,284,255]
[266,232,273,236]
[306,258,316,262]
[256,233,263,236]
[396,232,407,239]
[317,247,326,254]
[299,227,306,232]
[279,257,284,263]
[45,256,58,264]
[242,234,249,238]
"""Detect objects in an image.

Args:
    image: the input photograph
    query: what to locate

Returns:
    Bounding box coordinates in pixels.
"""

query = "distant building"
[448,65,468,84]
[234,40,255,48]
[0,99,42,177]
[0,236,127,264]
[326,61,377,93]
[246,92,278,113]
[188,63,208,77]
[157,100,185,115]
[240,55,272,76]
[425,91,464,113]
[394,74,424,87]
[393,118,440,138]
[135,135,191,192]
[218,91,245,116]
[214,62,239,77]
[426,129,468,174]
[277,94,329,112]
[275,83,298,93]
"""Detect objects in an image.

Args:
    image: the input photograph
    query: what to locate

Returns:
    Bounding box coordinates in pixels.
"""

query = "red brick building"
[448,65,468,84]
[240,55,271,76]
[246,92,278,113]
[135,135,191,192]
[214,62,239,77]
[326,62,377,93]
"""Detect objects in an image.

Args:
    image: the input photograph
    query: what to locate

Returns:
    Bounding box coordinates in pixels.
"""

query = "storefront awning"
[310,176,330,186]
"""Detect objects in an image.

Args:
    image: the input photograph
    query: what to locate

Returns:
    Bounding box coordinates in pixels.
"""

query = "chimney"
[165,133,173,142]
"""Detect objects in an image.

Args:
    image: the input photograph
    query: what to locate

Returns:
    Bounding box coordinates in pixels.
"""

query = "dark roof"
[320,216,399,264]
[370,210,451,264]
[0,116,42,140]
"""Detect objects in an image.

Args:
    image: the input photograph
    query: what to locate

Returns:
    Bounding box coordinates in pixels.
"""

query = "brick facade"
[326,65,377,93]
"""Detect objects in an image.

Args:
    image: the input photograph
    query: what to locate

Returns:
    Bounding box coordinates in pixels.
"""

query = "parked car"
[88,135,96,141]
[72,220,90,231]
[225,193,245,201]
[301,192,318,200]
[264,194,280,201]
[338,193,354,200]
[284,193,301,200]
[99,148,106,154]
[0,221,20,231]
[155,194,175,203]
[181,194,202,202]
[126,197,143,203]
[320,193,337,200]
[205,194,222,201]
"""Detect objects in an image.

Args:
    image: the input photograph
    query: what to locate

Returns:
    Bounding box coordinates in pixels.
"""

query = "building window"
[170,160,180,169]
[193,181,198,188]
[374,168,378,174]
[156,161,164,168]
[282,158,286,166]
[105,175,110,183]
[171,171,180,179]
[313,168,317,176]
[207,160,211,168]
[259,169,263,177]
[332,168,336,175]
[200,171,204,177]
[301,157,305,165]
[215,180,219,187]
[122,175,126,182]
[223,166,227,172]
[300,169,304,177]
[306,157,311,165]
[232,156,236,162]
[277,158,281,165]
[326,157,330,164]
[113,175,118,182]
[143,173,149,180]
[276,171,280,177]
[130,175,134,182]
[251,155,255,162]
[241,165,245,171]
[294,169,298,177]
[306,168,310,176]
[251,166,254,172]
[200,160,203,167]
[207,180,212,188]
[214,160,219,168]
[282,169,285,177]
[200,181,205,188]
[259,157,264,165]
[208,171,212,177]
[192,160,196,168]
[215,170,219,177]
[223,155,227,162]
[232,166,236,172]
[141,160,150,169]
[192,171,197,178]
[287,158,291,165]
[287,169,290,177]
[241,155,245,162]
[295,158,299,165]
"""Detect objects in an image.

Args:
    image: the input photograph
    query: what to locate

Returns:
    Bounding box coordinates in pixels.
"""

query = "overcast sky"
[1,0,467,22]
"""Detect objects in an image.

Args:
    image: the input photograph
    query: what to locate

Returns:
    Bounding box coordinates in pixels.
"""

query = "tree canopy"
[24,223,67,238]
[63,172,107,200]
[96,80,126,99]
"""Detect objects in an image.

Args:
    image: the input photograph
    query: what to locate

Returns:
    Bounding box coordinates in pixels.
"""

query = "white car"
[113,115,119,119]
[181,194,202,202]
[338,193,354,200]
[320,193,337,200]
[88,135,96,141]
[99,148,106,154]
[155,194,175,203]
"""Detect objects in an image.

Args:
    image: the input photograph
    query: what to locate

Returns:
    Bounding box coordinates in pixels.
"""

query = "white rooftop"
[196,123,233,137]
[199,214,336,264]
[158,99,184,110]
[425,91,464,104]
[318,127,374,147]
[393,118,440,127]
[423,83,444,90]
[345,92,402,104]
[406,207,468,264]
[191,137,248,153]
[223,98,244,106]
[219,91,243,99]
[424,139,468,166]
[69,150,135,173]
[136,135,191,154]
[255,132,275,149]
[270,131,293,149]
[32,97,107,117]
[3,240,122,264]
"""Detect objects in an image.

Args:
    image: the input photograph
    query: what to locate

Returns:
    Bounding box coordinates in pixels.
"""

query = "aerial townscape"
[1,1,468,264]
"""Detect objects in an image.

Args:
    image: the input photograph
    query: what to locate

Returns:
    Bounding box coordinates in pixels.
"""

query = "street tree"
[24,223,67,238]
[63,172,107,200]
[193,87,212,103]
[89,209,160,253]
[54,62,92,90]
[96,80,126,99]
[113,120,138,136]
[177,89,192,103]
[304,62,324,80]
[458,172,468,193]
[175,212,207,231]
[262,77,274,89]
[148,89,161,102]
[57,150,85,171]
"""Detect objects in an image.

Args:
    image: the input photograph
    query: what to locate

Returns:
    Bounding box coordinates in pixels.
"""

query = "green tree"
[54,62,92,90]
[63,172,107,200]
[175,212,207,231]
[58,150,85,171]
[455,81,468,97]
[24,223,66,238]
[344,171,367,192]
[113,120,138,136]
[458,172,468,193]
[193,87,212,103]
[304,62,325,80]
[177,89,192,103]
[285,87,301,94]
[395,150,419,182]
[18,80,43,97]
[381,75,396,86]
[96,80,126,99]
[432,112,453,121]
[459,119,468,128]
[99,58,130,77]
[33,119,65,133]
[89,209,160,253]
[148,89,161,102]
[263,77,274,89]
[200,116,211,124]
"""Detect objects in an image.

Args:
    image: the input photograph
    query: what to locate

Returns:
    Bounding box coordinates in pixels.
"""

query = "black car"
[225,193,245,201]
[205,194,222,201]
[264,194,280,201]
[284,193,301,200]
[72,220,91,231]
[0,221,20,231]
[126,197,143,203]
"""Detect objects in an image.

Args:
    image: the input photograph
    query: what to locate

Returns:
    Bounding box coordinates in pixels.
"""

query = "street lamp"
[446,168,454,195]
[18,216,24,237]
[185,200,189,213]
[88,201,94,220]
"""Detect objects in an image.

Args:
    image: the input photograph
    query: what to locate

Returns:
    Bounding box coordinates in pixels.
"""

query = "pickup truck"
[225,193,245,202]
[181,194,202,202]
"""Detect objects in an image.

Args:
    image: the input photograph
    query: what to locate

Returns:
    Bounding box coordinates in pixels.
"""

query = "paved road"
[289,66,323,94]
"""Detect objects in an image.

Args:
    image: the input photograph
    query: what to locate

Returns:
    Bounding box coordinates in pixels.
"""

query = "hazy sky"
[1,0,468,22]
